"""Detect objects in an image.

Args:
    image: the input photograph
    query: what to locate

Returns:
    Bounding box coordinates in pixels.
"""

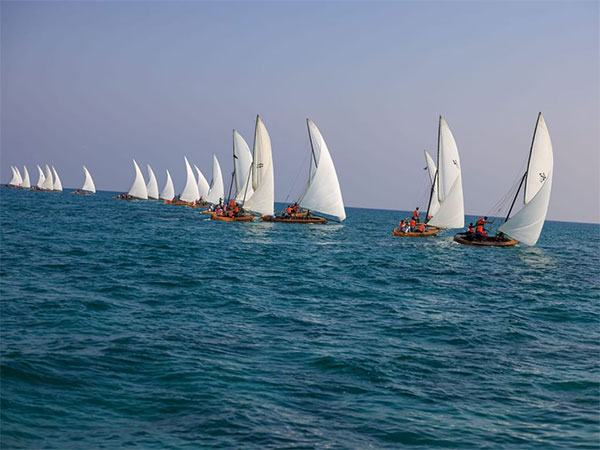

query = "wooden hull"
[261,215,328,224]
[453,233,518,247]
[73,191,92,195]
[210,214,254,222]
[392,228,439,237]
[114,195,145,201]
[201,210,216,215]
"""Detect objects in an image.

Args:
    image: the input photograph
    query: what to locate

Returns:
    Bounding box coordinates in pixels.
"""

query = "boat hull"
[261,215,328,224]
[210,214,254,222]
[453,233,518,247]
[392,228,439,237]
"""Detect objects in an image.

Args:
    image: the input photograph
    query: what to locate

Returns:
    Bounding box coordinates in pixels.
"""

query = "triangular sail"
[146,165,159,199]
[43,165,54,190]
[298,119,346,221]
[127,159,148,199]
[426,116,464,229]
[22,165,31,189]
[424,150,440,217]
[160,169,175,201]
[15,167,23,186]
[205,154,225,205]
[180,156,200,203]
[36,165,45,188]
[233,130,254,202]
[82,166,96,193]
[194,164,210,200]
[498,113,553,246]
[243,115,274,216]
[52,166,63,191]
[8,166,19,186]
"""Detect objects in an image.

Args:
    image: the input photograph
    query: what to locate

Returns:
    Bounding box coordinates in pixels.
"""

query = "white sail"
[424,150,440,217]
[205,154,225,205]
[233,130,254,202]
[127,159,148,199]
[82,166,96,193]
[14,166,23,186]
[52,166,63,191]
[427,116,464,229]
[160,169,175,201]
[243,115,274,216]
[36,165,45,188]
[498,113,553,246]
[194,164,210,200]
[8,166,19,186]
[42,164,54,190]
[146,165,159,199]
[22,165,31,189]
[180,156,200,203]
[299,119,346,221]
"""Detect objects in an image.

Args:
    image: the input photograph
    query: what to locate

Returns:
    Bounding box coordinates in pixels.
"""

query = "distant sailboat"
[194,164,210,203]
[74,166,96,194]
[233,130,254,203]
[146,165,159,200]
[52,166,63,191]
[210,130,255,222]
[7,166,22,187]
[42,165,54,191]
[176,156,200,205]
[262,119,345,223]
[116,159,148,200]
[22,165,31,189]
[242,115,274,217]
[393,116,464,237]
[36,165,45,189]
[454,112,553,247]
[205,154,225,205]
[160,169,175,201]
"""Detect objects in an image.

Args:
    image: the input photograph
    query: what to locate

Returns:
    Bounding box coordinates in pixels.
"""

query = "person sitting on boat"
[417,223,425,233]
[412,207,420,222]
[467,222,474,234]
[292,202,299,214]
[233,205,240,216]
[409,218,416,231]
[475,223,486,238]
[285,205,292,218]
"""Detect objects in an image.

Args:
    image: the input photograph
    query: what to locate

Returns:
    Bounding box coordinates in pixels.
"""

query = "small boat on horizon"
[73,166,96,195]
[115,159,148,200]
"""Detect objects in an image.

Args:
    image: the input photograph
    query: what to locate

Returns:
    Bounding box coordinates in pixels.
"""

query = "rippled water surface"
[1,188,599,448]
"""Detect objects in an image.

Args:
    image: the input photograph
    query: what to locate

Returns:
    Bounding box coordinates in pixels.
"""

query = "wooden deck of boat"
[210,214,254,222]
[261,215,328,224]
[453,233,518,247]
[392,228,439,237]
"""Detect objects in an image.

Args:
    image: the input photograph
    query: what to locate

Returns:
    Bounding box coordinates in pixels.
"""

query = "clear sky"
[1,1,598,223]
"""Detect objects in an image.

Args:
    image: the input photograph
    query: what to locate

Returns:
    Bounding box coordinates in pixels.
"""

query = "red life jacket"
[410,219,416,227]
[413,209,419,218]
[476,225,483,233]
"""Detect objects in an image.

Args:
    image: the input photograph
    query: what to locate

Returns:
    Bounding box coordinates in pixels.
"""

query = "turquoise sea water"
[1,188,599,448]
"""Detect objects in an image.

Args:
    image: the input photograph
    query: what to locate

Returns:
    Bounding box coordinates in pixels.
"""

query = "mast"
[426,117,442,219]
[503,112,541,223]
[425,170,438,221]
[307,118,318,181]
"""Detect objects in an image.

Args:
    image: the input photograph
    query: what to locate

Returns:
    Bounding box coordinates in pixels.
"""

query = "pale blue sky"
[1,1,598,222]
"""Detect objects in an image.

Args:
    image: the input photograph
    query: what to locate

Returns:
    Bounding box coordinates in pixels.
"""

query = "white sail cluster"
[7,164,62,191]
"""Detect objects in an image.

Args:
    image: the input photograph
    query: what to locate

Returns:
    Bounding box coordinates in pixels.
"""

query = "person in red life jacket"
[418,223,425,233]
[234,205,240,216]
[475,224,486,238]
[292,202,299,214]
[412,207,420,222]
[285,206,292,218]
[476,216,488,227]
[467,222,474,233]
[409,218,416,230]
[426,213,432,222]
[229,199,236,209]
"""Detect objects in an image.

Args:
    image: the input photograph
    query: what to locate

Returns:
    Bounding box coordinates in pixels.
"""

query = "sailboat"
[240,115,274,219]
[160,169,175,202]
[454,112,553,247]
[172,156,200,205]
[210,131,255,222]
[393,116,464,237]
[52,166,63,191]
[205,154,225,205]
[22,165,31,189]
[7,166,22,188]
[146,165,159,200]
[116,159,148,200]
[35,165,45,189]
[42,164,54,191]
[262,119,345,224]
[194,164,210,205]
[74,166,96,194]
